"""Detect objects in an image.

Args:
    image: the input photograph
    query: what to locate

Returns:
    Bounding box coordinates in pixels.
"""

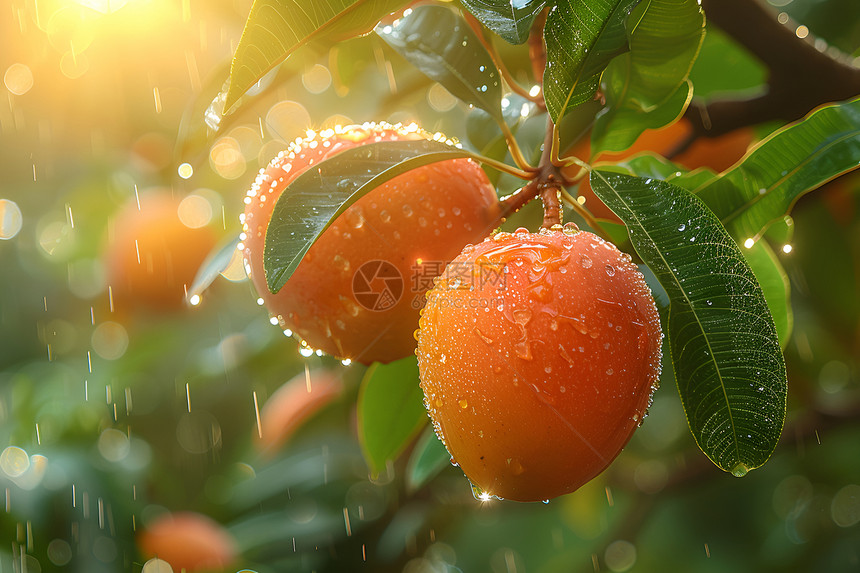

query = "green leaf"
[458,0,547,44]
[590,170,787,475]
[405,425,452,493]
[543,0,641,123]
[377,5,504,121]
[186,235,241,303]
[591,0,704,154]
[696,97,860,242]
[606,152,688,181]
[594,82,692,154]
[264,139,473,294]
[688,26,766,98]
[224,0,408,113]
[742,241,793,349]
[357,356,428,475]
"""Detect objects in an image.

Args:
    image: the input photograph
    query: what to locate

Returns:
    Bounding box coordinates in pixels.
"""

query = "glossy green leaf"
[593,82,691,153]
[186,235,241,303]
[607,155,722,195]
[458,0,547,44]
[696,97,860,242]
[224,0,408,113]
[590,170,787,475]
[405,425,452,493]
[688,26,766,98]
[357,356,428,475]
[742,241,793,349]
[264,139,473,294]
[543,0,641,123]
[603,152,687,181]
[592,0,704,154]
[377,5,503,121]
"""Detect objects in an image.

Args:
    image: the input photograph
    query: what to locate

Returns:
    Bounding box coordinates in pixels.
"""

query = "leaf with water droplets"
[358,356,428,476]
[543,0,641,123]
[742,241,792,349]
[264,139,473,294]
[377,5,504,122]
[224,0,408,113]
[458,0,547,44]
[591,170,787,475]
[695,97,860,242]
[591,0,704,155]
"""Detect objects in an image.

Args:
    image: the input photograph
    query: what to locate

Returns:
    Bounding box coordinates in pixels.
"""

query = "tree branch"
[685,0,860,138]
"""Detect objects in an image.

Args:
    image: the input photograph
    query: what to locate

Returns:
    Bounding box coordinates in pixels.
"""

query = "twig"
[463,11,544,106]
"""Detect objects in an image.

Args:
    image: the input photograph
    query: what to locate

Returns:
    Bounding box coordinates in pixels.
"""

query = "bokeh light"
[0,446,30,477]
[0,199,23,239]
[98,428,131,462]
[178,194,214,229]
[265,100,311,142]
[46,6,97,55]
[142,557,173,573]
[60,50,91,79]
[177,162,194,179]
[427,83,458,112]
[209,136,246,179]
[605,540,637,572]
[831,484,860,527]
[47,539,73,566]
[302,64,332,94]
[4,64,34,95]
[91,321,129,360]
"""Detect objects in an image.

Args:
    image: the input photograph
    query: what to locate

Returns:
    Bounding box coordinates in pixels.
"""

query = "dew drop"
[509,458,525,475]
[678,223,686,232]
[333,254,350,272]
[604,264,616,276]
[579,255,593,269]
[459,399,468,409]
[562,222,580,235]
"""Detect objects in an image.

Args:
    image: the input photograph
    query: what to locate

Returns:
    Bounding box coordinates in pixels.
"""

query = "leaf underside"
[458,0,548,44]
[377,4,504,121]
[225,0,408,113]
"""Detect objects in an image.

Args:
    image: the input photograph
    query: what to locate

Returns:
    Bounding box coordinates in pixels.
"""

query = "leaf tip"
[731,462,750,478]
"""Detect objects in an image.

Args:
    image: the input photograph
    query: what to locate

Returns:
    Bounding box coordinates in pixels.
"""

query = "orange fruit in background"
[567,118,755,222]
[258,369,344,455]
[106,192,217,312]
[416,226,663,502]
[138,511,237,572]
[242,122,502,365]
